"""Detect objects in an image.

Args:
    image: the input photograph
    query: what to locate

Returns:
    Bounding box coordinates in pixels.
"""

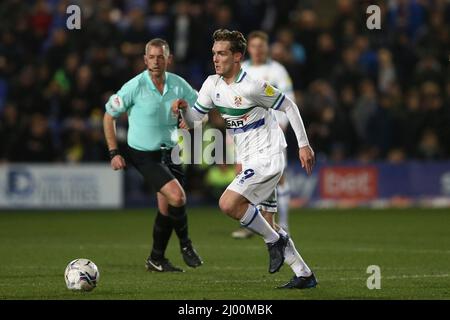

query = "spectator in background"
[352,78,377,147]
[45,29,71,75]
[29,0,52,52]
[10,65,49,115]
[313,32,338,80]
[0,0,448,168]
[169,0,205,87]
[416,128,444,160]
[332,45,365,92]
[15,113,56,162]
[421,81,450,152]
[400,89,424,156]
[387,0,426,44]
[354,35,377,80]
[147,0,171,40]
[367,94,397,158]
[332,0,362,48]
[121,8,150,56]
[0,103,22,162]
[413,54,445,88]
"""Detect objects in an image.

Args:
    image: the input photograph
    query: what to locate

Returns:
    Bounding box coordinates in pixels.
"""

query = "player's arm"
[173,78,214,128]
[272,65,295,131]
[177,80,209,129]
[104,94,129,170]
[277,96,315,175]
[253,81,314,175]
[172,99,207,128]
[276,65,296,103]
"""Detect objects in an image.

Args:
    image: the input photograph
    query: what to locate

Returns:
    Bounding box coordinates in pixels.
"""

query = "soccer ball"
[64,258,100,291]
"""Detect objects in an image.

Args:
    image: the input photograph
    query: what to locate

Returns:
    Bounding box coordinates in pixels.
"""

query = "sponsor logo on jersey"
[264,83,275,97]
[226,113,249,129]
[215,92,220,101]
[226,119,245,128]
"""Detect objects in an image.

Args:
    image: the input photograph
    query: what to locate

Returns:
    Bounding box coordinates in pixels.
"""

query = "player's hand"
[111,155,126,170]
[299,145,315,176]
[172,99,188,116]
[179,118,190,129]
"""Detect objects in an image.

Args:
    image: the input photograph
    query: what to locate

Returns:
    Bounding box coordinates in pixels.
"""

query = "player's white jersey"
[242,59,294,129]
[194,69,287,163]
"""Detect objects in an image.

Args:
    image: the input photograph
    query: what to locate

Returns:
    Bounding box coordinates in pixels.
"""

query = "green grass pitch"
[0,208,449,300]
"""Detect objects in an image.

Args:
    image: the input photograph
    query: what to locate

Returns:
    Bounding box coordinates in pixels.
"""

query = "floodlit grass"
[0,208,449,300]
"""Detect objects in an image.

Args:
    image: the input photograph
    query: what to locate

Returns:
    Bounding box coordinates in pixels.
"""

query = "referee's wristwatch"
[109,149,121,160]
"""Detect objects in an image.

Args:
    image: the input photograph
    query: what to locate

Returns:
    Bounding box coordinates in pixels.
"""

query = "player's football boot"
[181,242,203,268]
[267,233,289,273]
[277,272,318,289]
[231,228,254,239]
[145,257,184,272]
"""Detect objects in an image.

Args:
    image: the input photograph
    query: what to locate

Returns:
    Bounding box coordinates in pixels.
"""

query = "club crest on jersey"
[234,96,243,107]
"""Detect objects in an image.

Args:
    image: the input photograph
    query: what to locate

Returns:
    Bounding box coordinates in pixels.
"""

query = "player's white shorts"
[255,149,289,213]
[227,152,285,211]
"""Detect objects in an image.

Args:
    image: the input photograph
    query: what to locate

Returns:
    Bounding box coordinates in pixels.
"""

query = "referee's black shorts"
[125,145,185,193]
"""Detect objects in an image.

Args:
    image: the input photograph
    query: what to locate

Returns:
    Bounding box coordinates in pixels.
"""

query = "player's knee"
[219,197,236,217]
[173,195,186,207]
[168,190,186,207]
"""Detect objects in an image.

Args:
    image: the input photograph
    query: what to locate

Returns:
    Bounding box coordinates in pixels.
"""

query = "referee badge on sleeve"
[108,94,125,112]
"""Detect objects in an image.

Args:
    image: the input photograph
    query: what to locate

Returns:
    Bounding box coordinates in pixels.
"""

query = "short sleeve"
[105,83,134,118]
[182,81,199,108]
[193,77,215,114]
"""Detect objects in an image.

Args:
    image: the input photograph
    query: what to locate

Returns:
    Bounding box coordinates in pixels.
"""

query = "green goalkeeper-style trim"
[215,105,255,116]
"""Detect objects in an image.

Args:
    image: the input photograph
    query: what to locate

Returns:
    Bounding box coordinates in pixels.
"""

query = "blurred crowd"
[0,0,449,168]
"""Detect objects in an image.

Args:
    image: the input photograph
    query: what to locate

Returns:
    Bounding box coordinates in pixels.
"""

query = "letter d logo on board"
[8,169,34,196]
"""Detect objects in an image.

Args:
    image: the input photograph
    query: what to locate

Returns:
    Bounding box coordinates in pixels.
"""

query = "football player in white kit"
[172,29,317,289]
[232,30,294,239]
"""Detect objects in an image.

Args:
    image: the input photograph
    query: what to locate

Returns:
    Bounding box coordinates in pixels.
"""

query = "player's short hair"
[145,38,170,56]
[247,30,269,43]
[212,29,247,55]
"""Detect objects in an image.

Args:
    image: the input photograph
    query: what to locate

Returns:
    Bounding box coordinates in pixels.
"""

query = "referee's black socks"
[168,205,190,247]
[150,211,173,261]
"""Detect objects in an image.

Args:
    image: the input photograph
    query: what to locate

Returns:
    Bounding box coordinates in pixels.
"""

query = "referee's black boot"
[267,233,289,273]
[181,241,203,268]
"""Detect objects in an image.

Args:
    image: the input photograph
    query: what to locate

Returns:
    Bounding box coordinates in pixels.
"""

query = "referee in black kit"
[103,38,202,272]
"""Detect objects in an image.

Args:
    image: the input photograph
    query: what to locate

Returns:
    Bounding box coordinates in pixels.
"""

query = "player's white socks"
[240,204,280,244]
[278,228,312,277]
[277,181,290,231]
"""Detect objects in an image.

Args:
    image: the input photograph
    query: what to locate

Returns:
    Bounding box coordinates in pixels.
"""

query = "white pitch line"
[0,274,448,287]
[335,274,450,282]
[200,274,450,284]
